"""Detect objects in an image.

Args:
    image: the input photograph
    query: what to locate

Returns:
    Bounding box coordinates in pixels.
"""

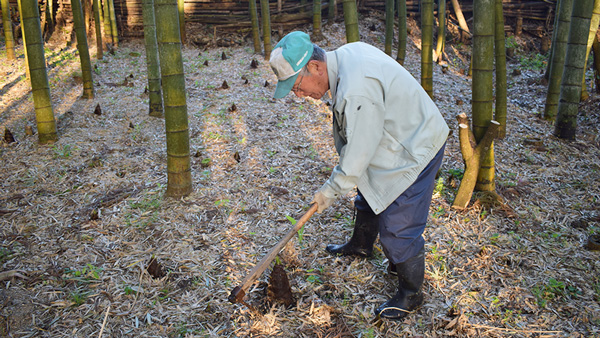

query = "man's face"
[289,62,328,100]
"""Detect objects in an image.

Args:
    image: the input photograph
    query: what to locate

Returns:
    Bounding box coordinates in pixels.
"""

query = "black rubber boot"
[326,208,379,257]
[376,248,425,320]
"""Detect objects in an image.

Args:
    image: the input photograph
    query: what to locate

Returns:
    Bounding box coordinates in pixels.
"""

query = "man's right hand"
[311,191,335,213]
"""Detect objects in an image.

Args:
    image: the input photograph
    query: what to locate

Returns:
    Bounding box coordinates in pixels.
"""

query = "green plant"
[201,158,212,167]
[532,278,567,308]
[129,196,161,212]
[518,53,547,71]
[130,123,143,141]
[286,215,304,244]
[124,285,138,295]
[65,263,103,282]
[506,35,518,49]
[70,289,89,306]
[52,144,72,159]
[432,206,445,219]
[362,327,375,338]
[0,247,13,265]
[306,269,322,284]
[433,176,444,195]
[448,168,464,180]
[215,199,230,207]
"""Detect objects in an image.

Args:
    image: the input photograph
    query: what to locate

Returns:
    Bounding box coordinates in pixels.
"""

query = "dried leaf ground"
[1,14,600,338]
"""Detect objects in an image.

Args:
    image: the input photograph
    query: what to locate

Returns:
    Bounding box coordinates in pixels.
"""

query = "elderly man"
[269,31,449,320]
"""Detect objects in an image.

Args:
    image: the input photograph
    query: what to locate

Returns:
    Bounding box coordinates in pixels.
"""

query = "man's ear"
[308,60,325,75]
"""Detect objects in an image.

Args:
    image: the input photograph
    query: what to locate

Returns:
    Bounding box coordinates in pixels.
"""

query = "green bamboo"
[554,0,594,140]
[396,0,407,64]
[494,0,507,138]
[1,0,15,60]
[593,36,600,92]
[17,0,29,80]
[472,0,495,192]
[142,0,163,117]
[580,0,600,100]
[544,1,560,80]
[259,0,271,60]
[313,0,322,39]
[421,0,434,97]
[328,0,336,23]
[178,0,185,44]
[384,0,394,55]
[342,0,359,42]
[103,0,112,44]
[435,0,446,62]
[71,0,95,99]
[544,0,573,121]
[108,0,118,47]
[155,0,192,197]
[249,0,261,53]
[22,0,57,144]
[93,0,103,59]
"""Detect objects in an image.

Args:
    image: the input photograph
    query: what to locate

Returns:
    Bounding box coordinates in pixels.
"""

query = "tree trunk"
[108,0,118,47]
[22,0,58,144]
[544,0,573,121]
[93,0,103,59]
[142,0,163,117]
[554,0,594,140]
[155,0,192,198]
[47,0,55,39]
[342,0,359,43]
[435,0,446,62]
[249,0,261,54]
[1,0,15,60]
[472,0,495,192]
[544,1,560,80]
[396,0,407,64]
[40,0,48,41]
[452,113,499,209]
[421,0,434,97]
[260,0,272,60]
[313,0,322,39]
[384,0,394,55]
[71,0,95,99]
[580,0,600,100]
[328,0,337,23]
[17,0,30,80]
[84,0,92,36]
[450,0,470,43]
[103,0,112,44]
[494,0,507,139]
[593,33,600,93]
[178,0,185,44]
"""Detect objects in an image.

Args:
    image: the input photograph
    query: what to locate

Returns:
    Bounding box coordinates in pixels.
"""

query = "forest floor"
[1,13,600,338]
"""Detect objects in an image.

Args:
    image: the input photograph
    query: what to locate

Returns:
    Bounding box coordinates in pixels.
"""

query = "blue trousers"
[355,144,445,264]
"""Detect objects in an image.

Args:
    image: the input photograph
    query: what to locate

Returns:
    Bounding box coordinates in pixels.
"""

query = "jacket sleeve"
[319,95,385,199]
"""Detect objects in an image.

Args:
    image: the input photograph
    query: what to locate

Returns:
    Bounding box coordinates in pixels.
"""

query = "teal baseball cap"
[269,31,313,98]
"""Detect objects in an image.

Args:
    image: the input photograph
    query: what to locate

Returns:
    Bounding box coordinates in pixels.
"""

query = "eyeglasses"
[291,68,306,94]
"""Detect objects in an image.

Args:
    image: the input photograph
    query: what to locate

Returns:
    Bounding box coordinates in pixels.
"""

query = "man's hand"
[312,191,335,213]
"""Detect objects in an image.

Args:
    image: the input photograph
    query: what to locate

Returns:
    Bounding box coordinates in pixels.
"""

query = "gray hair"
[309,43,326,62]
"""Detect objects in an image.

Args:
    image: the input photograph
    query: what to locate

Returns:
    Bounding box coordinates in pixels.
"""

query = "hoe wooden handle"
[229,203,318,304]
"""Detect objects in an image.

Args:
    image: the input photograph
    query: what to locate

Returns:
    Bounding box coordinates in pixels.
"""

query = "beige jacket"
[320,42,449,214]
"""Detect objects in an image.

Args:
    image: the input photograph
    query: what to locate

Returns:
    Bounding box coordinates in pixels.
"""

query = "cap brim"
[273,72,300,99]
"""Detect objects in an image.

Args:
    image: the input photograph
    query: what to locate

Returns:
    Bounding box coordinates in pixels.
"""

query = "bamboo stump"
[452,113,500,210]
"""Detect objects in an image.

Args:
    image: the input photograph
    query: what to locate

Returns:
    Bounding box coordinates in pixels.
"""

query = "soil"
[1,12,600,338]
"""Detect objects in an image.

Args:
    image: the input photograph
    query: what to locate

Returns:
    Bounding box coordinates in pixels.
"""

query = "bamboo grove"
[1,0,599,206]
